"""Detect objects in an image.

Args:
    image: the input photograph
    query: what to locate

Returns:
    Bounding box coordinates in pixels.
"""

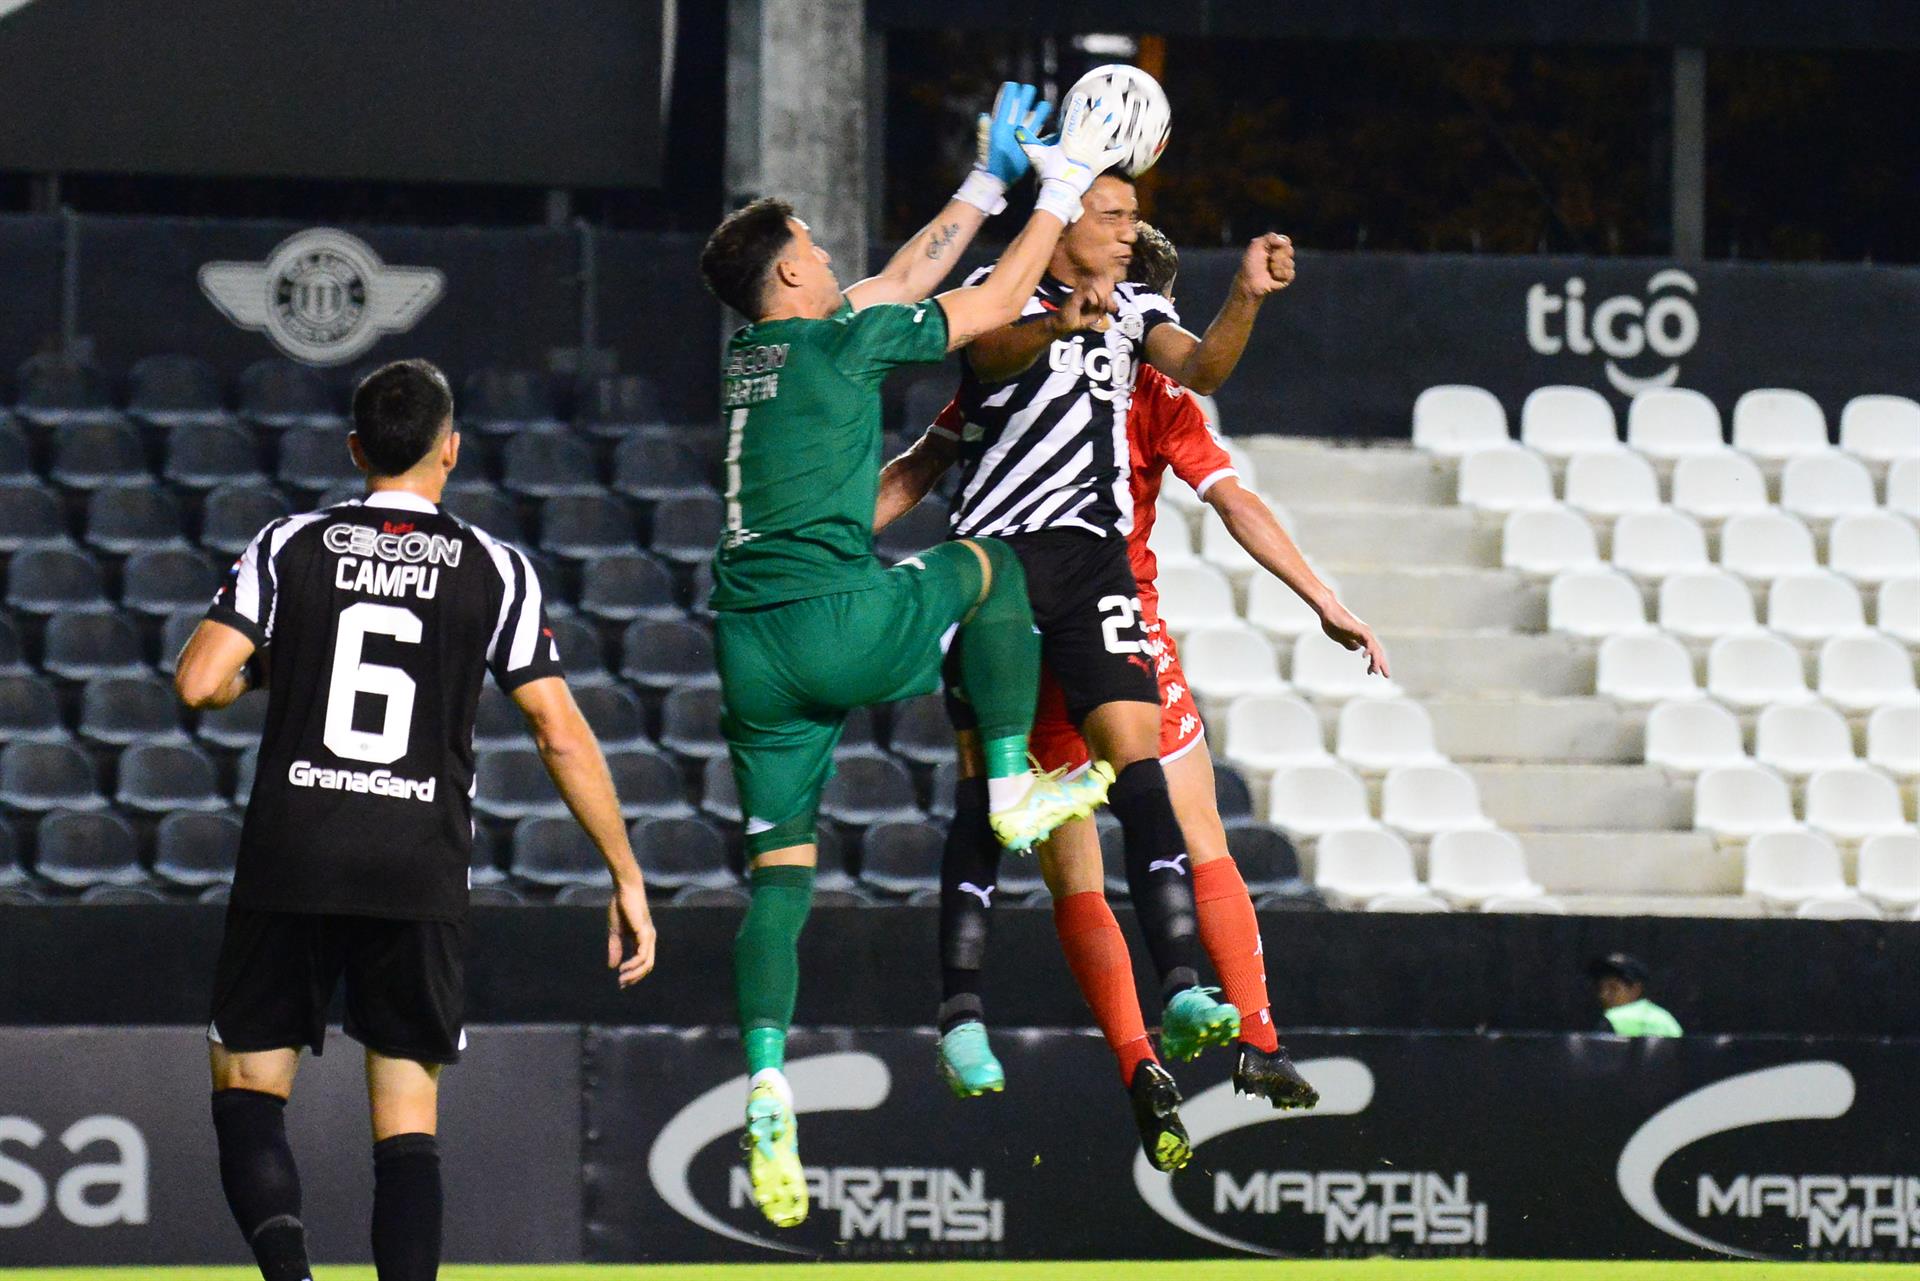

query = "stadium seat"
[1266,763,1376,839]
[510,816,604,887]
[1608,509,1709,582]
[1817,634,1917,713]
[51,419,149,490]
[1644,698,1746,774]
[475,749,566,821]
[1719,512,1818,583]
[117,742,227,813]
[574,685,651,753]
[876,499,950,563]
[165,422,268,490]
[1182,625,1286,708]
[1314,828,1423,907]
[1866,704,1920,780]
[469,824,505,888]
[1626,387,1725,462]
[463,369,562,436]
[1290,629,1399,701]
[1828,513,1920,586]
[121,547,218,616]
[442,486,525,542]
[1754,701,1855,779]
[1563,450,1660,519]
[1520,385,1619,458]
[1874,577,1920,644]
[127,354,227,429]
[1765,572,1867,645]
[1857,833,1920,912]
[1732,388,1830,463]
[1213,762,1257,827]
[1501,506,1598,578]
[152,810,243,890]
[1335,698,1444,773]
[1380,763,1493,837]
[1147,512,1198,568]
[1886,456,1920,519]
[472,685,531,752]
[1200,506,1262,580]
[1838,395,1920,465]
[1706,633,1809,709]
[200,484,291,556]
[239,359,344,432]
[1224,824,1306,896]
[858,820,944,896]
[1412,384,1509,455]
[1223,693,1328,778]
[1427,829,1542,906]
[1247,572,1328,639]
[1694,765,1800,841]
[1794,895,1884,920]
[1780,452,1877,523]
[1657,570,1758,642]
[1672,452,1770,522]
[0,741,104,811]
[85,484,186,556]
[1743,830,1849,910]
[42,612,146,681]
[620,619,717,691]
[8,546,110,615]
[0,421,31,486]
[1596,633,1699,703]
[14,354,116,427]
[78,675,186,746]
[542,616,610,687]
[1804,766,1911,844]
[35,811,144,890]
[633,815,734,891]
[608,749,694,820]
[658,685,726,758]
[0,486,73,554]
[1457,447,1554,513]
[889,694,956,766]
[503,429,602,499]
[699,755,741,824]
[575,374,665,439]
[197,689,268,751]
[277,426,362,493]
[1547,567,1649,638]
[0,616,26,676]
[539,493,637,560]
[0,674,64,744]
[1154,563,1237,633]
[232,745,258,805]
[820,755,921,827]
[611,434,714,502]
[650,494,724,565]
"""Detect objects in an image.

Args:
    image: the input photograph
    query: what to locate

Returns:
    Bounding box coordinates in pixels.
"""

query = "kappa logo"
[1526,269,1700,396]
[200,228,444,366]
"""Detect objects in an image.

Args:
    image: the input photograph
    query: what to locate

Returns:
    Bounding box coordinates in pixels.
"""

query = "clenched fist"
[1237,232,1296,299]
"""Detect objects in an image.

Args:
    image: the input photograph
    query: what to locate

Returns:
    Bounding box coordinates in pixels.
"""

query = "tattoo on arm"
[925,222,960,262]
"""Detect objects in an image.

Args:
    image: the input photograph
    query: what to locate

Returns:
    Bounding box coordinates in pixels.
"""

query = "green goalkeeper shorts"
[714,542,985,857]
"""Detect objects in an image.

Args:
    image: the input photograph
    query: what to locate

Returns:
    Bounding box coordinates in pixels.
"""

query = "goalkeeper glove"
[1020,89,1128,224]
[955,81,1052,215]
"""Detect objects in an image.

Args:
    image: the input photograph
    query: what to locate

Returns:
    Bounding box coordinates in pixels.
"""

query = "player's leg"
[365,1052,444,1281]
[933,722,1005,1096]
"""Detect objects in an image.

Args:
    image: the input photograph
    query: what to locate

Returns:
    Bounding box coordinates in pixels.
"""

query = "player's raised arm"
[845,83,1049,311]
[875,424,960,530]
[1144,233,1296,394]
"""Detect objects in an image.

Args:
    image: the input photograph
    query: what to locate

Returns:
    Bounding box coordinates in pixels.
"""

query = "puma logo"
[1148,853,1189,876]
[958,881,994,908]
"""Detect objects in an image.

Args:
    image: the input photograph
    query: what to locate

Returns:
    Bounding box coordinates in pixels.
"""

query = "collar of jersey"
[359,490,439,514]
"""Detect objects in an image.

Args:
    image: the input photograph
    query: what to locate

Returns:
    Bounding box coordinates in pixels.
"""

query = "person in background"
[1589,953,1682,1037]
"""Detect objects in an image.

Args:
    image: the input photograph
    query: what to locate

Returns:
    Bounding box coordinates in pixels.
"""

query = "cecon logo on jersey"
[1526,270,1700,395]
[1048,335,1135,402]
[324,524,463,566]
[200,228,444,366]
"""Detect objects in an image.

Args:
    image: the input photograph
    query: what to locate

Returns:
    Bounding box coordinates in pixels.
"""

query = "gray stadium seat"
[196,689,268,751]
[166,422,267,490]
[157,611,200,676]
[820,756,920,827]
[539,493,637,560]
[121,547,219,616]
[35,811,144,890]
[573,684,650,753]
[474,749,566,822]
[0,485,73,553]
[659,686,725,760]
[888,694,955,766]
[0,741,106,811]
[611,434,714,502]
[503,429,601,498]
[649,494,724,564]
[117,742,227,813]
[200,484,292,557]
[671,884,750,908]
[232,744,258,804]
[51,419,150,490]
[1214,761,1257,826]
[1225,824,1308,896]
[620,619,718,691]
[837,706,881,756]
[699,755,741,824]
[469,823,506,887]
[8,546,111,615]
[468,883,527,906]
[0,674,64,743]
[127,354,229,429]
[579,551,679,623]
[277,426,362,493]
[473,685,533,751]
[443,487,525,542]
[631,815,734,891]
[80,883,172,904]
[152,810,243,889]
[14,354,117,428]
[0,820,22,887]
[86,484,187,555]
[548,615,614,686]
[42,612,147,680]
[858,820,944,896]
[928,759,959,820]
[239,359,344,432]
[575,374,664,439]
[608,748,694,819]
[510,815,604,887]
[0,616,23,675]
[462,369,562,436]
[0,420,35,485]
[78,675,187,746]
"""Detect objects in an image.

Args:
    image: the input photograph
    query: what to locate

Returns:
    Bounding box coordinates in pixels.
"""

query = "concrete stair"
[1425,695,1642,763]
[1286,506,1497,571]
[1337,568,1542,631]
[1465,764,1693,831]
[1244,439,1457,508]
[1371,630,1594,698]
[1518,831,1737,895]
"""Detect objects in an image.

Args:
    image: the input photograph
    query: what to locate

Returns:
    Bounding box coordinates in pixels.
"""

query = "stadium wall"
[2,1025,1914,1266]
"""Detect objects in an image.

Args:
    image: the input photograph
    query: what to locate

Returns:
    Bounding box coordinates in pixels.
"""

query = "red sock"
[1192,857,1279,1053]
[1053,891,1156,1085]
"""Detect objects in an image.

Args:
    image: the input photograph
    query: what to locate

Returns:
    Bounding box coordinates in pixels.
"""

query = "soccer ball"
[1067,63,1171,177]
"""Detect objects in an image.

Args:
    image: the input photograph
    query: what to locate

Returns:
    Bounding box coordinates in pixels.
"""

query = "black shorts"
[207,908,468,1065]
[993,528,1157,725]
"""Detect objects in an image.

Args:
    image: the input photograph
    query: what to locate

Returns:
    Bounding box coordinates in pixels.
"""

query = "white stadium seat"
[1610,509,1710,581]
[1181,624,1287,706]
[1657,570,1758,642]
[1564,450,1662,519]
[1427,829,1542,907]
[1381,764,1494,838]
[1754,701,1856,779]
[1888,457,1920,519]
[1482,894,1569,914]
[1521,385,1620,458]
[1858,832,1920,911]
[1199,506,1261,580]
[1780,452,1878,522]
[1335,698,1445,773]
[1548,567,1649,638]
[1501,506,1599,578]
[1817,634,1918,713]
[1458,447,1555,513]
[1866,703,1920,780]
[1695,765,1800,841]
[1365,892,1453,913]
[1743,830,1847,909]
[1291,629,1400,701]
[1223,693,1329,776]
[1793,897,1883,920]
[1314,827,1422,905]
[1828,513,1920,587]
[1672,451,1770,521]
[1765,571,1868,644]
[1268,763,1378,840]
[1160,476,1202,519]
[1644,698,1747,774]
[1805,766,1911,844]
[1627,387,1725,461]
[1224,441,1260,490]
[1247,573,1326,640]
[1732,388,1830,463]
[1876,577,1920,644]
[1153,563,1236,632]
[1597,633,1699,704]
[1412,385,1509,455]
[1838,394,1920,464]
[1146,513,1197,568]
[1706,632,1809,709]
[1719,511,1818,582]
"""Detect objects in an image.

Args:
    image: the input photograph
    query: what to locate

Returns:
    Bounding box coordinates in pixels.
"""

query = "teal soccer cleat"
[937,1020,1007,1098]
[1160,985,1241,1061]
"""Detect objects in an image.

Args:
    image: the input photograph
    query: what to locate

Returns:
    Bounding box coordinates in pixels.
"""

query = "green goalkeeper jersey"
[709,297,951,612]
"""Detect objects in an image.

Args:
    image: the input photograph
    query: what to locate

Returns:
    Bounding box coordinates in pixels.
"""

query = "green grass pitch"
[8,1263,1920,1280]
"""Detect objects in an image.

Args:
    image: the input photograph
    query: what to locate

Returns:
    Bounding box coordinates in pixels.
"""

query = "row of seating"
[1694,763,1914,845]
[1740,830,1920,915]
[1549,565,1917,649]
[1589,629,1914,711]
[1647,697,1918,779]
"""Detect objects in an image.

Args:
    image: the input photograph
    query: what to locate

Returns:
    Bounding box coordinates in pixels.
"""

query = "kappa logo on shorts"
[200,228,444,366]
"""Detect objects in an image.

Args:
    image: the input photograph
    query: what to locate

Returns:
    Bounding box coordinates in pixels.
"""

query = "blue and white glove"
[954,81,1052,216]
[1020,89,1128,224]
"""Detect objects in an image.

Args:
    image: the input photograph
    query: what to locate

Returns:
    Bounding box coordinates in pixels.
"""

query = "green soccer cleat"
[989,761,1115,853]
[937,1020,1006,1098]
[1161,986,1242,1062]
[1129,1061,1192,1172]
[742,1082,808,1228]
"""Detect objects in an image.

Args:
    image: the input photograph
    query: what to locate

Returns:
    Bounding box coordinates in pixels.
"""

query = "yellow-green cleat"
[742,1082,807,1228]
[989,760,1115,852]
[1129,1061,1192,1172]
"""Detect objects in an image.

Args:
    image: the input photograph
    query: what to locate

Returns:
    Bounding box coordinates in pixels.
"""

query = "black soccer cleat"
[1233,1042,1320,1110]
[1129,1061,1192,1172]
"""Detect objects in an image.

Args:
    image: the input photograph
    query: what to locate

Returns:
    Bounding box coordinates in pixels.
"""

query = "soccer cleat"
[1160,985,1241,1061]
[937,1020,1007,1098]
[989,761,1115,852]
[1233,1042,1320,1110]
[1129,1061,1192,1172]
[742,1083,807,1228]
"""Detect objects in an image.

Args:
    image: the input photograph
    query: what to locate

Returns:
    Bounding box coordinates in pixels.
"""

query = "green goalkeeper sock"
[956,539,1040,778]
[733,865,815,1074]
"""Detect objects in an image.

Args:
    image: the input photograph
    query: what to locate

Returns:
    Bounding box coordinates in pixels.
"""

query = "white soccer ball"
[1067,63,1171,178]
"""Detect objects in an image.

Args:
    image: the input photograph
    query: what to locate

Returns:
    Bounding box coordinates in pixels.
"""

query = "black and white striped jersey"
[939,268,1179,539]
[206,490,562,922]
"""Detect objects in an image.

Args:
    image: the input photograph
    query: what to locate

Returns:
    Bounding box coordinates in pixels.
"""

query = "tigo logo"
[1526,270,1699,396]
